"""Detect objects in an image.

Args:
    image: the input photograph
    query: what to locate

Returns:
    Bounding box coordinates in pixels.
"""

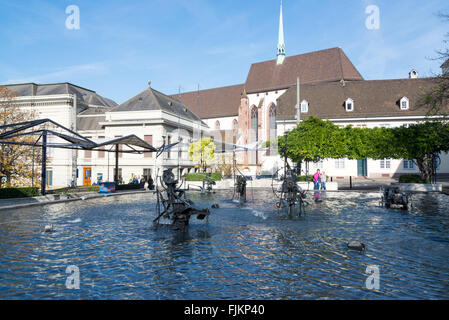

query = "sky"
[0,0,448,104]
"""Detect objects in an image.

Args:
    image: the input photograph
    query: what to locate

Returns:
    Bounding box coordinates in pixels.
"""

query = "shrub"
[116,184,142,191]
[184,173,222,182]
[0,187,40,199]
[399,174,430,184]
[296,175,314,182]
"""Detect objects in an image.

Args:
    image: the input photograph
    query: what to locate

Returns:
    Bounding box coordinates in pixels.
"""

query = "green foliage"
[188,138,216,172]
[116,184,142,191]
[399,174,430,184]
[296,175,314,182]
[278,117,346,162]
[184,173,222,182]
[0,187,39,199]
[278,117,449,182]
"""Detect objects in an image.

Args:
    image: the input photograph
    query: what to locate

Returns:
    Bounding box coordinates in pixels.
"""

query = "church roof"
[277,78,443,121]
[245,47,364,94]
[171,84,244,119]
[3,82,117,107]
[111,86,204,123]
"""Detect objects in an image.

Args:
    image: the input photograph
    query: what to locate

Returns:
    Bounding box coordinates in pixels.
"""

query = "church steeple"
[277,0,285,65]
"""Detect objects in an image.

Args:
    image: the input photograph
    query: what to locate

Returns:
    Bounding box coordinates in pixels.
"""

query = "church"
[174,2,449,179]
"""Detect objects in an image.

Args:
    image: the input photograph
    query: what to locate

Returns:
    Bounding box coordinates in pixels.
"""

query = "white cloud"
[3,62,109,84]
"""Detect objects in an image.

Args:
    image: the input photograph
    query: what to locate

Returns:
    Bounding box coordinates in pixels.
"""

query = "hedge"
[399,174,430,184]
[116,183,142,191]
[296,175,314,182]
[0,187,40,199]
[184,173,222,182]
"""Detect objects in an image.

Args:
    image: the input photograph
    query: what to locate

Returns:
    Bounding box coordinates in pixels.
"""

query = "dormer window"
[400,97,410,110]
[345,98,354,112]
[300,100,309,113]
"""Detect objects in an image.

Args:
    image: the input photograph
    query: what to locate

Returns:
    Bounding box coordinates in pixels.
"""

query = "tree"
[188,137,216,173]
[390,121,449,181]
[417,13,449,116]
[278,117,348,163]
[0,86,41,188]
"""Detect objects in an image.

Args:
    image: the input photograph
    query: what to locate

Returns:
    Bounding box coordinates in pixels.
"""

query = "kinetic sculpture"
[153,169,210,231]
[234,175,247,206]
[380,186,411,210]
[273,167,307,216]
[201,173,216,194]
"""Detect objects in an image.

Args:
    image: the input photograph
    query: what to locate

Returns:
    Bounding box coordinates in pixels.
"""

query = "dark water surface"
[0,190,448,300]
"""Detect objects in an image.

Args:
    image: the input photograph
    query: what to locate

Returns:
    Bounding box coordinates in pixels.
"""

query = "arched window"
[250,106,258,164]
[251,106,258,142]
[215,120,220,130]
[268,104,276,155]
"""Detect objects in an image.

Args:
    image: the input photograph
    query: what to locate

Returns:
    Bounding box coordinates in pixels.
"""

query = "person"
[147,175,155,191]
[313,169,322,190]
[321,171,327,191]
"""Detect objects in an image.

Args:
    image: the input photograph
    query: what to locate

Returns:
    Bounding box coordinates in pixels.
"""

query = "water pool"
[0,190,448,300]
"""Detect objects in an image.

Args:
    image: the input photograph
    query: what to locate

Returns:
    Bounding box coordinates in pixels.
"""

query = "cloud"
[3,62,109,84]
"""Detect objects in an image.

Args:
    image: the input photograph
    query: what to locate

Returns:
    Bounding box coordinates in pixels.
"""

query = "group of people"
[129,174,155,190]
[313,169,327,191]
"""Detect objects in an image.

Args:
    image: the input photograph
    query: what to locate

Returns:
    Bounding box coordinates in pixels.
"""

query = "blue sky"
[0,0,448,104]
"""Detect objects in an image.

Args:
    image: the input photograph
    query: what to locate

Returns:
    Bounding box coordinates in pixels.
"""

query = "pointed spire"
[277,0,285,65]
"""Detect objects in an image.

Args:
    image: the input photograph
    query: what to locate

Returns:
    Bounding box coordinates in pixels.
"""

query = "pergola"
[0,119,167,195]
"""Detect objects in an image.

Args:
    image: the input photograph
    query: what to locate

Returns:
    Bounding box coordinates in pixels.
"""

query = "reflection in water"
[0,191,448,299]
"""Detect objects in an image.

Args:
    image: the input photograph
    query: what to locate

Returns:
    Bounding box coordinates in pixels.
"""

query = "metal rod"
[41,131,47,196]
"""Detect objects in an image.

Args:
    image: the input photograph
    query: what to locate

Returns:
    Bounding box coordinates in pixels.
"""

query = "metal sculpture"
[380,186,411,210]
[272,166,307,217]
[234,175,247,206]
[201,173,216,194]
[153,169,210,231]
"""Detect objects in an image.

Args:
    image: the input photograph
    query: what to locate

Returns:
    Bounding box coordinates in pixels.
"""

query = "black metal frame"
[0,119,161,195]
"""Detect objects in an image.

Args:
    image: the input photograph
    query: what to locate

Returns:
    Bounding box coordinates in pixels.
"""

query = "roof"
[77,115,106,131]
[276,78,445,121]
[111,86,204,123]
[245,47,364,94]
[2,82,117,107]
[171,84,244,119]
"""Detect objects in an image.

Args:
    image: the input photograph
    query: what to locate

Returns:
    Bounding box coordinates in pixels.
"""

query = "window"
[144,135,153,158]
[345,98,354,112]
[143,168,152,182]
[167,136,171,159]
[403,159,414,170]
[400,97,410,110]
[380,158,391,169]
[301,100,309,113]
[335,158,345,169]
[267,105,277,156]
[98,136,105,158]
[232,119,238,130]
[251,106,258,142]
[250,106,258,163]
[313,160,324,169]
[215,120,220,130]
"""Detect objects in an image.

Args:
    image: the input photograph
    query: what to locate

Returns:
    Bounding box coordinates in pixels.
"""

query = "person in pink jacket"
[313,169,322,190]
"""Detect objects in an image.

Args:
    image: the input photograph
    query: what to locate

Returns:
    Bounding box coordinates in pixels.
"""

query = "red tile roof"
[245,47,364,94]
[171,84,244,119]
[277,78,445,120]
